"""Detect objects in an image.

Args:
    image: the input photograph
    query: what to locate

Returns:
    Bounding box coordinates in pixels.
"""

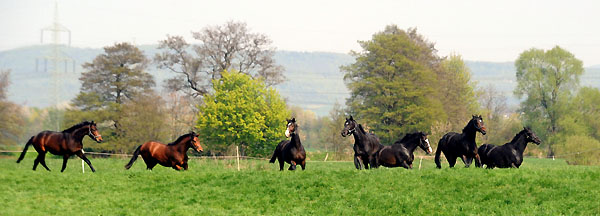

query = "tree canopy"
[196,71,289,157]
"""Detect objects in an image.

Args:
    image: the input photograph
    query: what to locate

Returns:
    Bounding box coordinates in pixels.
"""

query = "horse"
[435,115,486,169]
[476,127,541,168]
[16,121,103,172]
[341,116,382,169]
[269,118,306,171]
[376,132,433,169]
[124,132,203,171]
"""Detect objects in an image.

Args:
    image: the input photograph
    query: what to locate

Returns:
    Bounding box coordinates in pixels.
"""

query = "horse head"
[189,132,204,152]
[417,132,433,154]
[470,115,487,135]
[341,116,357,137]
[523,127,541,145]
[285,118,297,138]
[87,121,103,143]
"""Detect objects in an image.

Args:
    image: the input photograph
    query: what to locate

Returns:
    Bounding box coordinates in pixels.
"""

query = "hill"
[1,45,600,116]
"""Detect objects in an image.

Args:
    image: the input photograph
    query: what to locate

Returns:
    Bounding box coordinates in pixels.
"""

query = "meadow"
[1,153,599,215]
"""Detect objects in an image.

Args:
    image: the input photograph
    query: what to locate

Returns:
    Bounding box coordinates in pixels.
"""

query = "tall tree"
[322,102,353,160]
[438,54,479,130]
[0,70,25,148]
[341,26,445,144]
[72,42,154,131]
[196,71,289,157]
[155,21,285,98]
[514,46,584,155]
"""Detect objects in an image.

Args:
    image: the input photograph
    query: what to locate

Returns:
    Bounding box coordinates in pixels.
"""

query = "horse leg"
[61,154,70,172]
[183,162,188,170]
[462,155,473,168]
[447,155,457,168]
[288,161,297,170]
[400,161,410,169]
[76,150,95,172]
[300,160,306,170]
[38,153,51,171]
[32,155,40,170]
[173,164,183,171]
[362,157,370,169]
[278,159,284,171]
[145,159,157,170]
[354,156,363,170]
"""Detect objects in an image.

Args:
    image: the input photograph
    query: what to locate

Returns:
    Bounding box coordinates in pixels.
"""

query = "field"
[1,153,599,215]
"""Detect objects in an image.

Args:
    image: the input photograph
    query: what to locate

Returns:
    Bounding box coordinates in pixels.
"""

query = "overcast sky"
[1,0,599,66]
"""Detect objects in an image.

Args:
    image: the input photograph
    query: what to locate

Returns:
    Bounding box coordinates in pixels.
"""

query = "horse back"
[32,131,71,153]
[141,141,170,162]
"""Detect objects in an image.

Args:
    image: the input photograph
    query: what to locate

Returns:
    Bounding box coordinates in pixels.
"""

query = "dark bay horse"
[377,132,433,169]
[16,121,103,172]
[435,115,486,169]
[269,118,306,171]
[476,127,541,168]
[341,116,382,169]
[125,132,203,170]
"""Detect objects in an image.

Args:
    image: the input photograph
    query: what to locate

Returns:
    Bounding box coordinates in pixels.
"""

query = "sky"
[1,0,599,66]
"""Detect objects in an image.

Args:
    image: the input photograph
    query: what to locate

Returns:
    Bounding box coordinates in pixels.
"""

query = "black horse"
[435,115,486,168]
[377,132,433,169]
[476,127,541,168]
[269,118,306,171]
[341,116,382,169]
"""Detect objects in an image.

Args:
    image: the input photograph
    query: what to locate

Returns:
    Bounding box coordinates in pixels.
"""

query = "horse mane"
[357,124,366,134]
[462,118,475,133]
[507,129,528,146]
[168,132,194,146]
[62,121,93,133]
[395,132,421,145]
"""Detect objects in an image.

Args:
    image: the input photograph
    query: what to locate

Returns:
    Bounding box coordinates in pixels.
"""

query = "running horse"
[269,118,307,171]
[125,132,203,170]
[377,132,433,169]
[477,127,541,168]
[435,115,486,168]
[16,121,103,172]
[341,116,382,169]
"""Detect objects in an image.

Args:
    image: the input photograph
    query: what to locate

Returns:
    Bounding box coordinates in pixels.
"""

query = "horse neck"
[170,137,192,153]
[290,133,302,148]
[508,132,528,154]
[70,125,90,142]
[402,137,419,154]
[462,122,477,142]
[351,126,367,146]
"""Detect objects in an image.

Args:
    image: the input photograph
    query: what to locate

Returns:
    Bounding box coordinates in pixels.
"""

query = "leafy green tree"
[438,54,480,130]
[341,26,445,144]
[196,71,289,157]
[321,102,353,160]
[514,46,584,155]
[66,42,157,152]
[0,70,25,148]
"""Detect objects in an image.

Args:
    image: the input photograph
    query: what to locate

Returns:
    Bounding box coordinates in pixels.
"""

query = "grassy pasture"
[0,153,599,215]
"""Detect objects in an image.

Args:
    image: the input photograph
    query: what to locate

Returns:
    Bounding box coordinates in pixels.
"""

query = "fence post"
[419,156,423,170]
[236,145,240,171]
[81,149,85,173]
[324,153,329,162]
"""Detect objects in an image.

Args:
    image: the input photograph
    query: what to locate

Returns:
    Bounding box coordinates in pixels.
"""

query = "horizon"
[1,0,599,67]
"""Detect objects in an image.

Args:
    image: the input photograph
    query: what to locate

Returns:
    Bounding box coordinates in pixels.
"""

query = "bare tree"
[478,84,508,122]
[155,21,285,98]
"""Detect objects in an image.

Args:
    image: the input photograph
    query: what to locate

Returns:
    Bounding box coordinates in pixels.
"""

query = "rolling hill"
[1,45,599,116]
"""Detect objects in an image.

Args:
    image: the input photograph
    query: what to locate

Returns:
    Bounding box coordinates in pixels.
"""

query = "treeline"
[1,23,598,164]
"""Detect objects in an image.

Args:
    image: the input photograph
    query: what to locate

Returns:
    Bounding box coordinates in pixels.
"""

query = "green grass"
[1,153,599,215]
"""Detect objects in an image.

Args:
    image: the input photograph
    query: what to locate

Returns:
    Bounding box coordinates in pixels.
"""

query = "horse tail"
[16,136,34,163]
[124,145,142,169]
[434,136,446,169]
[269,148,278,163]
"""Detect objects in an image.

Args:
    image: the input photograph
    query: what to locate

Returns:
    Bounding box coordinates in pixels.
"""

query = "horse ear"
[349,115,354,121]
[479,115,482,118]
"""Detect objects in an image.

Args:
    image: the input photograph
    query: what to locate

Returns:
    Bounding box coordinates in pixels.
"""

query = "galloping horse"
[16,121,103,172]
[269,118,306,171]
[477,127,541,168]
[125,132,203,170]
[341,116,382,169]
[377,132,432,169]
[435,115,486,168]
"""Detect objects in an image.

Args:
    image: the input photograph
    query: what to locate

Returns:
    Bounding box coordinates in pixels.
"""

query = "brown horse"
[269,118,306,171]
[376,132,432,169]
[124,132,203,170]
[16,121,103,172]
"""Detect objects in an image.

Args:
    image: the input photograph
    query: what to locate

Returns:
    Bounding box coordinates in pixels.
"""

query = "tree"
[196,71,289,157]
[514,46,584,155]
[341,26,445,144]
[155,21,285,98]
[322,102,353,160]
[438,54,480,130]
[0,70,25,148]
[72,42,154,131]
